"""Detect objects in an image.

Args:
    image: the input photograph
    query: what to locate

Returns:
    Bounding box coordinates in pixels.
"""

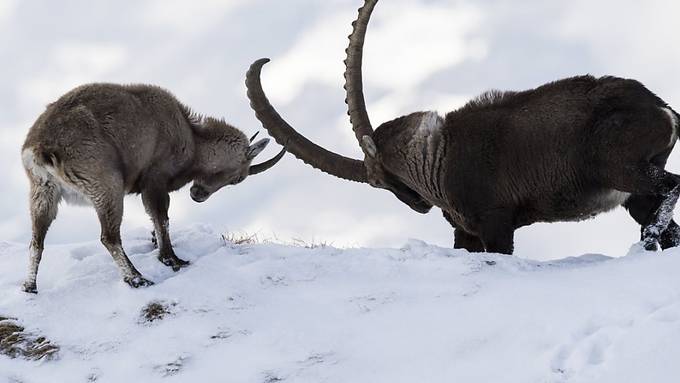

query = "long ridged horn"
[245,58,368,183]
[249,147,286,175]
[344,0,378,148]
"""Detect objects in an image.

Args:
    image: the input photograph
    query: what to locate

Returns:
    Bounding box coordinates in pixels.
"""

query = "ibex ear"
[361,135,377,158]
[247,138,270,160]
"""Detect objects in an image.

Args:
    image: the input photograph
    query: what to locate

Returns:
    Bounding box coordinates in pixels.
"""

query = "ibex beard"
[21,83,285,293]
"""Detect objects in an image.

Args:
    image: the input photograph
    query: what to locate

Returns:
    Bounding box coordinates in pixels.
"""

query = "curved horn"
[246,58,368,183]
[249,147,286,176]
[249,131,260,142]
[344,0,378,149]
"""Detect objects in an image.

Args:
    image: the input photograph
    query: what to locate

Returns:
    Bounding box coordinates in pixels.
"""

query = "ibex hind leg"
[23,179,61,293]
[89,175,154,288]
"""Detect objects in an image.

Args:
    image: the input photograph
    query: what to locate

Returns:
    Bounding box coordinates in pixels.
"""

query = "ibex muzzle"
[246,0,680,254]
[21,83,285,292]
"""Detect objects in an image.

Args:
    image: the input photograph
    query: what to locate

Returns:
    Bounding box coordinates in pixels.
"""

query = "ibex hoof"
[641,226,661,251]
[159,255,190,272]
[21,281,38,294]
[125,275,155,288]
[640,236,659,251]
[643,241,659,252]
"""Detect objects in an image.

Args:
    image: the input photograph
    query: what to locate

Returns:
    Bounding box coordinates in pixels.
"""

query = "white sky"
[1,0,680,260]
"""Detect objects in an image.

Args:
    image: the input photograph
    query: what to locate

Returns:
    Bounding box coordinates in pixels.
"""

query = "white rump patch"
[661,107,678,146]
[22,148,91,206]
[22,148,51,183]
[417,111,444,133]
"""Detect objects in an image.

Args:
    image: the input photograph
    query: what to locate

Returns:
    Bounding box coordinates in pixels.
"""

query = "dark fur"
[371,75,680,253]
[245,0,680,255]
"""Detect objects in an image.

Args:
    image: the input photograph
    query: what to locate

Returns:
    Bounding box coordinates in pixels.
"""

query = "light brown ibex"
[246,0,680,254]
[22,83,285,292]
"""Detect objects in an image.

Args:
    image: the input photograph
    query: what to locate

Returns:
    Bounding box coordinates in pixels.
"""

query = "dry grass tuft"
[222,232,261,246]
[221,231,341,250]
[290,238,333,249]
[0,316,59,361]
[139,301,176,324]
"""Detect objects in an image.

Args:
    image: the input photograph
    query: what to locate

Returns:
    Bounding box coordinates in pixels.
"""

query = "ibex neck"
[402,111,449,207]
[191,135,211,173]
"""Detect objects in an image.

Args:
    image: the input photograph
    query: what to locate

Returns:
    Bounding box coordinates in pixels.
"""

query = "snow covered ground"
[1,225,680,382]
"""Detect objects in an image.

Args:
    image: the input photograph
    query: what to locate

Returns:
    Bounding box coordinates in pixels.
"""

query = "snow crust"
[2,225,680,382]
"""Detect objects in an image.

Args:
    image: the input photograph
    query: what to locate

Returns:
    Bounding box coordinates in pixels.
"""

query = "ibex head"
[245,0,432,213]
[360,133,433,213]
[190,118,285,203]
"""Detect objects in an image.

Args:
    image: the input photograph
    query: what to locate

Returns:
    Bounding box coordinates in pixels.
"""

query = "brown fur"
[21,83,278,292]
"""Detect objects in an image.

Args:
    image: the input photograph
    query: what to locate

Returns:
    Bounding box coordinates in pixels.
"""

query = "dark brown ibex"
[246,0,680,254]
[22,83,285,292]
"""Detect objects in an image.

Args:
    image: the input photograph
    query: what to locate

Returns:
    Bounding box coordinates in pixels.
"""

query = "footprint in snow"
[260,354,337,383]
[262,371,286,382]
[153,354,190,377]
[647,301,680,323]
[226,294,254,311]
[550,323,620,378]
[260,275,288,288]
[207,328,251,345]
[349,293,397,313]
[298,352,337,367]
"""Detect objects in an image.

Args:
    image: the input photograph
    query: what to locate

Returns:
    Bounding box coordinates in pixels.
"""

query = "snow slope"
[1,226,680,382]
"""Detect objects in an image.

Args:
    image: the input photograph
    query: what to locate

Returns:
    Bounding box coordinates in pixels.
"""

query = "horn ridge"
[344,0,379,148]
[245,58,368,183]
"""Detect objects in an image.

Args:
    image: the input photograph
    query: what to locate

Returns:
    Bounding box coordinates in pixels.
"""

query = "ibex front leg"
[142,188,189,271]
[93,180,153,288]
[477,208,516,255]
[442,211,484,252]
[624,195,680,250]
[615,164,680,250]
[642,183,680,250]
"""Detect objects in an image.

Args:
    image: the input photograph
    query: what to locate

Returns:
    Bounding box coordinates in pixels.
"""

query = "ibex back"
[246,0,680,254]
[22,83,285,292]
